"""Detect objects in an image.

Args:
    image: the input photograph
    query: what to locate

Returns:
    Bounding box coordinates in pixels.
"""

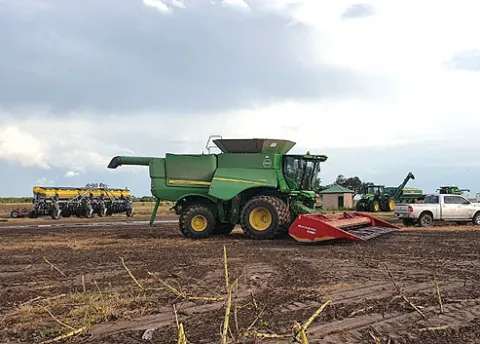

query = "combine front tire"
[179,205,215,239]
[240,195,290,240]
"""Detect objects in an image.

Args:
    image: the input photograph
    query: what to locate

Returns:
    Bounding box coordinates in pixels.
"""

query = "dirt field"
[1,218,480,344]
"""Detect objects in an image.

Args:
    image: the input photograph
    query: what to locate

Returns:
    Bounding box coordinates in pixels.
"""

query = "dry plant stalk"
[402,296,426,319]
[120,257,145,290]
[43,257,66,277]
[419,325,450,332]
[368,331,381,344]
[177,323,187,344]
[383,263,401,295]
[39,305,75,331]
[223,245,229,293]
[292,299,332,344]
[434,277,444,313]
[221,288,233,344]
[39,326,87,344]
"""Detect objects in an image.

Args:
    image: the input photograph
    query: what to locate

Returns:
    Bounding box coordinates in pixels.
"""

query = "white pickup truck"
[394,193,480,227]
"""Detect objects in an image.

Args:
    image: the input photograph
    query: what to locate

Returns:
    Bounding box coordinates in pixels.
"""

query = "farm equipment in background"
[30,184,134,219]
[355,172,420,212]
[107,137,398,243]
[10,207,37,219]
[437,186,470,195]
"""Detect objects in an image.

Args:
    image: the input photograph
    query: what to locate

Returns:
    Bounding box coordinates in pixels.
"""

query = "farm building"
[319,185,355,210]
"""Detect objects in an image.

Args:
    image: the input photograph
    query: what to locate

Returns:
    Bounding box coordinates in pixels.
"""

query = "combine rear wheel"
[240,195,290,240]
[179,205,215,238]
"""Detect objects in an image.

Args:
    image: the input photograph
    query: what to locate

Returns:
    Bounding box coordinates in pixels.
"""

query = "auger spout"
[107,156,154,169]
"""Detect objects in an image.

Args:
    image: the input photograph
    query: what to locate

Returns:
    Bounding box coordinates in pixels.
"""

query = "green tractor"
[107,137,398,242]
[355,172,416,212]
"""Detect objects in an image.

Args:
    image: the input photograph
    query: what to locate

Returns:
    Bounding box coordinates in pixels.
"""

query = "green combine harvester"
[437,186,470,195]
[355,172,422,212]
[107,137,398,242]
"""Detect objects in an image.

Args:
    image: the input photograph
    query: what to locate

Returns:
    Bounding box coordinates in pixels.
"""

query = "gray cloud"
[0,0,388,114]
[341,3,375,19]
[447,49,480,72]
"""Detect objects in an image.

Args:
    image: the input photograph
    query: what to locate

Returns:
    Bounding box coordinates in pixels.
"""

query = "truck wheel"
[369,200,380,212]
[473,212,480,225]
[179,205,215,238]
[418,212,433,227]
[214,223,236,235]
[240,195,290,240]
[402,218,415,227]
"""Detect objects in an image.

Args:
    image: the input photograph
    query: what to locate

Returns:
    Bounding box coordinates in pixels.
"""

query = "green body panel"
[165,153,217,185]
[209,168,278,200]
[148,158,213,203]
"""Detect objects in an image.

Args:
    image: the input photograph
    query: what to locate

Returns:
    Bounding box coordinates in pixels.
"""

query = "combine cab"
[108,137,396,243]
[289,212,398,242]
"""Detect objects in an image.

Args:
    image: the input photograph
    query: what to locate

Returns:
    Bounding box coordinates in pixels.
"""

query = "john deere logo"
[263,158,272,168]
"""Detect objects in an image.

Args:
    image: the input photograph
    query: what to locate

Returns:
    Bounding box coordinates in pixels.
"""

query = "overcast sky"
[1,0,480,198]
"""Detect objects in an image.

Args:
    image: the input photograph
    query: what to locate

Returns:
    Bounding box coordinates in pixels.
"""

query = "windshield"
[283,157,321,190]
[367,186,383,194]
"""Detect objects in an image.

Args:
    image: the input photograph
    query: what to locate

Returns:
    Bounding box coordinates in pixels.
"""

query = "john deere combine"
[107,137,397,242]
[355,172,420,212]
[437,186,470,195]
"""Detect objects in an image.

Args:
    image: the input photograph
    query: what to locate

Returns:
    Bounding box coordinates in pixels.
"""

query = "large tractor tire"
[369,200,380,212]
[179,205,215,239]
[240,195,290,240]
[387,197,395,212]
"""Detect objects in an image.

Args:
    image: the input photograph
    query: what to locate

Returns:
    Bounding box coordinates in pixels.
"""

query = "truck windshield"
[283,157,320,190]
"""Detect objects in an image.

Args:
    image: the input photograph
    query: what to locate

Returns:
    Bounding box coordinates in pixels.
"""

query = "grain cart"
[355,172,417,212]
[107,137,398,242]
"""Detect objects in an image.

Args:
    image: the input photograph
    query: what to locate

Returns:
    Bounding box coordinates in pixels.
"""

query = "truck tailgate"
[394,204,410,214]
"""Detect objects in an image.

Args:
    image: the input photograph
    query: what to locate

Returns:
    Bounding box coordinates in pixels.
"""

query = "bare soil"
[1,219,480,343]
